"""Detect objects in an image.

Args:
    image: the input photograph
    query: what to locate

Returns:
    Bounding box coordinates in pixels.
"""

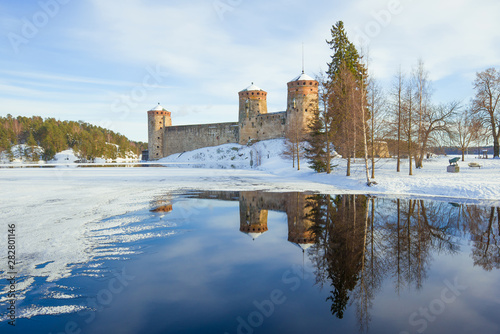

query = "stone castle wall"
[239,112,286,145]
[148,74,319,160]
[163,122,239,157]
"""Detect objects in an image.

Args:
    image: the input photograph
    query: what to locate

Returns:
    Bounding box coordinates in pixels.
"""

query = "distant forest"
[0,115,147,161]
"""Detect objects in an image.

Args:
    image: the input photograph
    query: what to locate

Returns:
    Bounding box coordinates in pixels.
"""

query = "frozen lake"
[1,168,500,333]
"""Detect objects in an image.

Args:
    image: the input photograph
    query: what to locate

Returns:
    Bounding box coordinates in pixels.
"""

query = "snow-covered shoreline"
[2,139,499,202]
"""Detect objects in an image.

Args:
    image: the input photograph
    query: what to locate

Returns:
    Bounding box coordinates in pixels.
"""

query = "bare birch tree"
[284,113,306,170]
[367,77,386,179]
[393,68,405,172]
[361,71,371,185]
[453,109,483,161]
[472,68,500,158]
[417,101,460,162]
[411,59,432,168]
[404,84,415,176]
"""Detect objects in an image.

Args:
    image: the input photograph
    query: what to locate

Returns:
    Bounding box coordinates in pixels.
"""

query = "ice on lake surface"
[1,190,500,334]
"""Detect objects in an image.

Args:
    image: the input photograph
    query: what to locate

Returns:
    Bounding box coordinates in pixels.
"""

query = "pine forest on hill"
[0,115,147,162]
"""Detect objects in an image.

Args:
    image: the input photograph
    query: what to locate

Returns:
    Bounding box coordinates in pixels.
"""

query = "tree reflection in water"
[306,194,499,332]
[185,191,500,333]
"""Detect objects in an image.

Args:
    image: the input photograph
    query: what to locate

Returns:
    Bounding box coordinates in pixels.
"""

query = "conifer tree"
[0,115,146,161]
[306,105,330,172]
[306,21,367,176]
[26,131,39,162]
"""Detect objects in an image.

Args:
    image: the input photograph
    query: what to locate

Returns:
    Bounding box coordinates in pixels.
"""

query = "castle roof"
[298,243,313,250]
[248,232,264,239]
[290,241,314,251]
[150,103,167,112]
[291,72,315,81]
[240,82,264,92]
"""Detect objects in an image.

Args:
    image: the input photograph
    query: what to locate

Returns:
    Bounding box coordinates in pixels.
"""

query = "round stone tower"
[147,103,172,160]
[286,72,319,134]
[238,83,268,144]
[239,192,269,240]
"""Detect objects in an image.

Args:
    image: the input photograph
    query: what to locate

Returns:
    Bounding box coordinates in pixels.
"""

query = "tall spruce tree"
[306,21,367,175]
[326,22,365,82]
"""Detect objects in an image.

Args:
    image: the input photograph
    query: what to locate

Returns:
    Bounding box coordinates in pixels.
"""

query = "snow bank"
[52,149,79,163]
[159,139,286,169]
[0,146,139,165]
[0,144,44,164]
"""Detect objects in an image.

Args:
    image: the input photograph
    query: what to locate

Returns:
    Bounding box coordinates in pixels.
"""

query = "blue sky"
[1,0,499,142]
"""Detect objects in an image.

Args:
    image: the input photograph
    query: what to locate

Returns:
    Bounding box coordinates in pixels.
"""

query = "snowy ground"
[2,139,500,202]
[159,139,500,203]
[0,146,139,164]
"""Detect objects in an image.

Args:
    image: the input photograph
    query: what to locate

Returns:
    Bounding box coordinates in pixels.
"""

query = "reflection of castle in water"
[186,191,315,250]
[240,191,314,249]
[149,192,500,332]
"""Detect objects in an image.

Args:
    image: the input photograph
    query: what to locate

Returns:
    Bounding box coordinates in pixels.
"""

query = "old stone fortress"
[147,71,319,160]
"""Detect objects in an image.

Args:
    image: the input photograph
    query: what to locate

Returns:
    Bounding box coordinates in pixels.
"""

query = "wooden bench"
[468,162,481,168]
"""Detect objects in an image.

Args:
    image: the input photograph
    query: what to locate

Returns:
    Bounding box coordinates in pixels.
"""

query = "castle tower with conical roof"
[238,83,268,145]
[239,191,269,240]
[147,103,172,160]
[286,72,319,135]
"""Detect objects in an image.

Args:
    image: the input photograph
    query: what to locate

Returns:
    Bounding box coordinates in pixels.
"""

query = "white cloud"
[1,0,499,141]
[347,0,500,81]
